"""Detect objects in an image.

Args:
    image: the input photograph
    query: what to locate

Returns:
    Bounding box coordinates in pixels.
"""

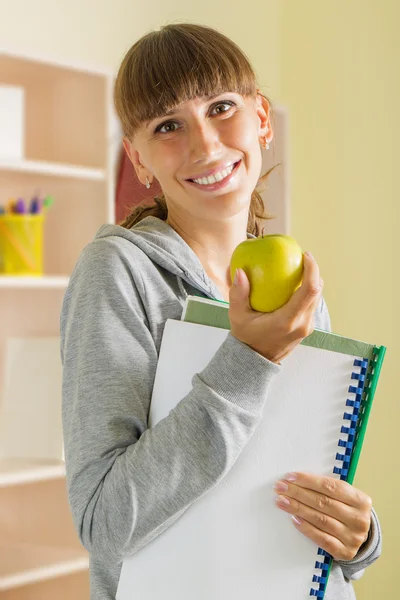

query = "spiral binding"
[308,354,373,598]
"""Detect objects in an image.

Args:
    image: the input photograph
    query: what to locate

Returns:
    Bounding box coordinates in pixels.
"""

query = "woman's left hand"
[274,472,372,561]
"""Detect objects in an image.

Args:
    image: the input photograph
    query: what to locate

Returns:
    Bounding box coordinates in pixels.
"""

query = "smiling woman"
[113,23,277,236]
[61,22,381,600]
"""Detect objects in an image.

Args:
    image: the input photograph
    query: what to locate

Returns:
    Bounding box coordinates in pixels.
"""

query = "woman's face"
[124,91,272,224]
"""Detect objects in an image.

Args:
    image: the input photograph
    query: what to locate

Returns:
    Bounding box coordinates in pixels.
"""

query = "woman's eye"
[155,121,179,134]
[153,100,235,134]
[211,101,235,115]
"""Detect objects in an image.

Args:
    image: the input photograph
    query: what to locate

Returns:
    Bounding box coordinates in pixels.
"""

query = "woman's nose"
[189,121,223,163]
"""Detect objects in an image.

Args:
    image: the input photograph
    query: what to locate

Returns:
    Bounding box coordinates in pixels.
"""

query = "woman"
[61,23,381,599]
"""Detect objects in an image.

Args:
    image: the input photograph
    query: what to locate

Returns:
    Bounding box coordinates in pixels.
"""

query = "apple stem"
[261,226,265,238]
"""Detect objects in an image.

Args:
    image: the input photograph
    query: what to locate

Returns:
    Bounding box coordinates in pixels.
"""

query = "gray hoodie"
[60,216,381,599]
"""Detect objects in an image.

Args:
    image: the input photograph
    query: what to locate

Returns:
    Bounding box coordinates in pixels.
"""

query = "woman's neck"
[165,212,249,290]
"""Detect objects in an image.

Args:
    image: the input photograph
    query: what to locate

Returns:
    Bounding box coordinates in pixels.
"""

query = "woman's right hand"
[228,252,324,364]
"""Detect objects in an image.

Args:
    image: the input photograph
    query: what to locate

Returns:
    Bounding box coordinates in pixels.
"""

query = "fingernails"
[276,495,290,507]
[285,472,297,482]
[304,251,314,260]
[292,515,303,526]
[274,481,288,493]
[234,268,240,286]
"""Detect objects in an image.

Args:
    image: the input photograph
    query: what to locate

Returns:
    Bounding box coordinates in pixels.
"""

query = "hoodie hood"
[95,216,255,300]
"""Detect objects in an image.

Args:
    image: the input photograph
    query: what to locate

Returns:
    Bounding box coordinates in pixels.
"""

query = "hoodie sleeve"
[313,296,382,578]
[60,239,281,564]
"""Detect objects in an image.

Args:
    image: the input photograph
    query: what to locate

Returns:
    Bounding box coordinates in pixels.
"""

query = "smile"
[187,160,241,191]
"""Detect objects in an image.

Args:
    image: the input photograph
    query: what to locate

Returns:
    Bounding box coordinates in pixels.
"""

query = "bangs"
[115,24,258,137]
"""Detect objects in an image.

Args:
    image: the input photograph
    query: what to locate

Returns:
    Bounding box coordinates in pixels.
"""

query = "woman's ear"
[122,136,152,186]
[256,90,274,146]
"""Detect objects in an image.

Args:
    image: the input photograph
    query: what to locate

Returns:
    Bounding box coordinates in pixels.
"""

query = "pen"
[15,198,26,214]
[6,199,16,213]
[42,195,54,212]
[30,197,40,214]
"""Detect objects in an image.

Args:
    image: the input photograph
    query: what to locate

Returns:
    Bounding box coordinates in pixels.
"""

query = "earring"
[262,138,270,151]
[145,176,151,189]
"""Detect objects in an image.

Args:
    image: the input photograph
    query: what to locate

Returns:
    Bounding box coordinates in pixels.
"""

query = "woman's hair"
[114,23,279,236]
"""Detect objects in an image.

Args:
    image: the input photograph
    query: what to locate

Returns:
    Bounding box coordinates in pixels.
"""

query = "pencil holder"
[0,215,44,276]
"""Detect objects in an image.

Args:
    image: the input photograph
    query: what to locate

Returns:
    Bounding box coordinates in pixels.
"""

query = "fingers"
[274,480,371,535]
[274,480,352,525]
[228,253,324,364]
[291,514,361,561]
[284,252,323,321]
[228,268,252,315]
[275,494,359,555]
[273,473,372,560]
[278,472,373,511]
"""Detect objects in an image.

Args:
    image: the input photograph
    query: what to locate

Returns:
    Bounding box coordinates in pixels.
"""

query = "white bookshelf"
[0,48,120,599]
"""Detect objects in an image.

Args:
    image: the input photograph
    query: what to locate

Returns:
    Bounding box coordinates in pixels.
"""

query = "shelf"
[0,159,105,181]
[0,276,70,289]
[0,542,88,591]
[0,459,66,487]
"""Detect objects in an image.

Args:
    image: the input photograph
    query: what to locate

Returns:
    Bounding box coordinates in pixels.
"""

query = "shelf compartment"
[0,478,86,563]
[0,336,63,462]
[0,459,65,488]
[0,542,88,591]
[0,53,108,170]
[0,170,108,275]
[0,291,66,462]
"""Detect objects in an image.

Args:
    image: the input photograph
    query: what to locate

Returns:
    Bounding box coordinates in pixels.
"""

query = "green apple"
[230,234,304,312]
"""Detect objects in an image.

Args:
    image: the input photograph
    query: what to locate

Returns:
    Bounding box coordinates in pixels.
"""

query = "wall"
[0,0,280,96]
[279,1,399,597]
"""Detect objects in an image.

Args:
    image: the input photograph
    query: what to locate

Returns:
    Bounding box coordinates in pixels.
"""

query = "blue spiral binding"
[309,357,369,598]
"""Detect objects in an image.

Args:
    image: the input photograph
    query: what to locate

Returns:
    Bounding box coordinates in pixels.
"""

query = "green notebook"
[181,294,386,598]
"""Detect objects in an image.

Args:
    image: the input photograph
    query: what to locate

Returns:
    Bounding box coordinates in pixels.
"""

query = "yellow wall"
[1,0,396,596]
[279,1,399,596]
[0,0,280,95]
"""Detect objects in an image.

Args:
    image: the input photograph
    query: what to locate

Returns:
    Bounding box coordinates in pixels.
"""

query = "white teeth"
[193,163,235,185]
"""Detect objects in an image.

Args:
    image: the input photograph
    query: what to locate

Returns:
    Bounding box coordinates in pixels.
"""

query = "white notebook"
[116,315,384,600]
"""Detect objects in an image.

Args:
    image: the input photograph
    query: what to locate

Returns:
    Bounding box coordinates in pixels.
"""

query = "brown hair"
[114,23,279,236]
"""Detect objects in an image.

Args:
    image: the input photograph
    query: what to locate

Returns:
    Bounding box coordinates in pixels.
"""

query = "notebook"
[116,296,386,600]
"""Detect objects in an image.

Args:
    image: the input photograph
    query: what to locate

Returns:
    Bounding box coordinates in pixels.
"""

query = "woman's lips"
[186,160,241,192]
